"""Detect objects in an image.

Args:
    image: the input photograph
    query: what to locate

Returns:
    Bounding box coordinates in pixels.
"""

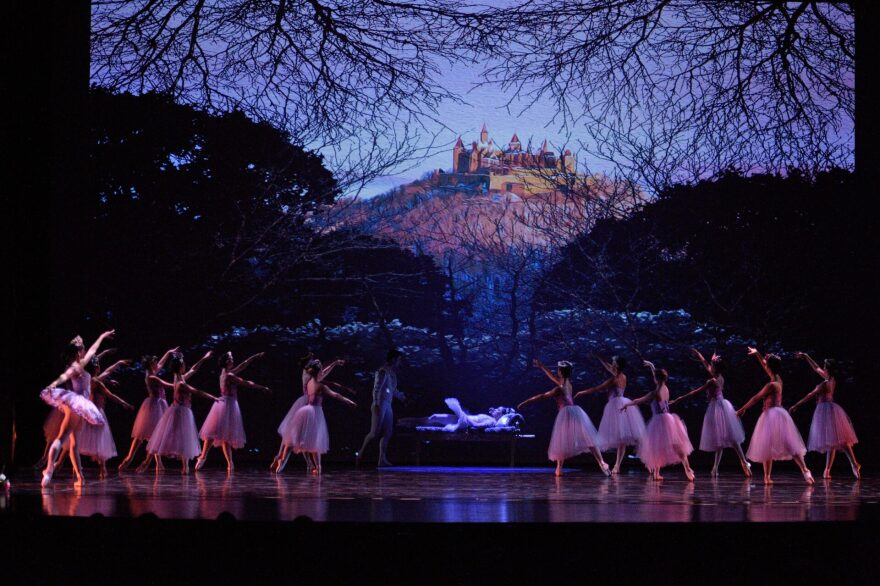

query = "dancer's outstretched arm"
[621,390,655,411]
[325,380,357,395]
[318,359,345,382]
[593,353,615,375]
[643,360,659,385]
[81,330,115,366]
[231,352,265,375]
[794,352,828,379]
[183,351,213,381]
[147,375,175,389]
[669,380,713,406]
[789,381,826,413]
[184,382,219,402]
[324,386,356,408]
[532,359,562,386]
[97,359,131,381]
[574,378,615,399]
[157,347,179,370]
[517,388,558,411]
[95,379,135,410]
[226,372,270,393]
[747,347,773,380]
[690,348,715,375]
[736,383,772,417]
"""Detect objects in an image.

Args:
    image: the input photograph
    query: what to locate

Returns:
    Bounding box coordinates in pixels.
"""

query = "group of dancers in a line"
[517,349,861,484]
[37,331,407,487]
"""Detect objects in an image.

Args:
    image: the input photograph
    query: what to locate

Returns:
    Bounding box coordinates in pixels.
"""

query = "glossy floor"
[7,464,877,523]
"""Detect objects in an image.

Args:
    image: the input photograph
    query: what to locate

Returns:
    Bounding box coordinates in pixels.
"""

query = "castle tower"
[508,133,521,151]
[469,141,480,173]
[452,136,464,173]
[480,123,488,144]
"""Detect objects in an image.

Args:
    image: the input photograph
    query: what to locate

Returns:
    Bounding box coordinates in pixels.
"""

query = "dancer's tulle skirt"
[597,396,646,450]
[699,398,746,451]
[39,387,105,426]
[548,405,600,461]
[282,405,329,454]
[807,402,858,452]
[131,397,168,440]
[638,413,693,470]
[746,407,806,462]
[277,395,308,436]
[78,408,118,460]
[199,397,247,448]
[146,404,201,460]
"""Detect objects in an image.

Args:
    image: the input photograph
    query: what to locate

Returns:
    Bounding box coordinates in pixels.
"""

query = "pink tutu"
[597,396,646,450]
[807,402,858,452]
[638,413,693,470]
[283,405,329,454]
[146,404,201,460]
[43,409,65,441]
[199,397,247,448]
[548,405,599,460]
[277,395,308,436]
[131,397,168,440]
[40,387,105,426]
[78,408,118,460]
[746,407,806,462]
[699,398,746,451]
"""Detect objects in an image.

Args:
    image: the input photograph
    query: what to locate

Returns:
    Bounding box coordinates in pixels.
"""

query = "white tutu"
[78,408,118,460]
[40,387,105,426]
[699,398,746,451]
[597,396,646,450]
[277,395,308,436]
[746,407,806,462]
[283,405,329,454]
[130,397,168,440]
[146,404,201,460]
[807,402,858,452]
[199,397,247,448]
[638,413,693,470]
[43,409,65,441]
[547,405,599,461]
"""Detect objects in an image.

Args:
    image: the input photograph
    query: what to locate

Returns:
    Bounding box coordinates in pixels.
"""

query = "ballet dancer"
[736,348,814,485]
[145,351,218,474]
[118,347,178,472]
[277,361,357,474]
[356,349,406,468]
[623,361,695,481]
[790,352,860,479]
[272,355,346,472]
[517,359,610,477]
[669,349,751,477]
[574,354,646,474]
[195,351,270,472]
[78,357,135,479]
[39,330,115,488]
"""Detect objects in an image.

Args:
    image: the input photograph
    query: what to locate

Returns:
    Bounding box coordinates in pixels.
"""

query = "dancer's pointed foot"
[803,469,815,485]
[41,471,52,488]
[74,475,84,488]
[653,473,663,481]
[741,460,752,478]
[194,457,206,471]
[852,462,861,480]
[118,457,131,471]
[685,468,695,482]
[611,465,620,476]
[136,460,149,473]
[600,462,611,477]
[763,477,773,485]
[823,469,832,479]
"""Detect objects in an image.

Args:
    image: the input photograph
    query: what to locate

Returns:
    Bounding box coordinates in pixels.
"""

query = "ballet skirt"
[146,383,200,459]
[638,398,694,470]
[807,383,858,452]
[597,387,646,450]
[39,369,105,426]
[699,377,746,451]
[199,371,247,448]
[131,376,169,440]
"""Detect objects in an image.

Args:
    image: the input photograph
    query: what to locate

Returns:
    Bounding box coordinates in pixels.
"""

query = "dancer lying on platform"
[736,348,814,485]
[78,357,134,479]
[518,359,610,477]
[276,361,357,475]
[145,352,218,474]
[196,351,270,473]
[669,349,751,477]
[118,347,178,472]
[790,353,860,479]
[574,354,646,474]
[623,361,695,481]
[272,355,346,472]
[39,330,115,488]
[356,349,406,468]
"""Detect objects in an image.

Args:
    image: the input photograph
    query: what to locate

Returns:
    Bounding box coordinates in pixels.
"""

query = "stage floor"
[6,465,877,523]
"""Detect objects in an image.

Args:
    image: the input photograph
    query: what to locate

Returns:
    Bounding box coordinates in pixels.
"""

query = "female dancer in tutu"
[272,355,345,472]
[195,351,270,472]
[518,359,610,477]
[790,353,861,479]
[736,348,814,485]
[146,351,219,474]
[623,361,695,481]
[574,354,646,474]
[78,357,135,479]
[669,349,751,477]
[276,361,356,475]
[118,347,178,472]
[40,330,115,487]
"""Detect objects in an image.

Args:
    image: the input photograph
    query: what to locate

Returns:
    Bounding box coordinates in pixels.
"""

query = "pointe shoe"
[852,463,861,480]
[823,469,832,479]
[600,462,611,477]
[41,471,52,488]
[741,461,752,478]
[74,475,84,488]
[611,465,620,476]
[803,469,815,485]
[194,457,206,471]
[763,477,774,485]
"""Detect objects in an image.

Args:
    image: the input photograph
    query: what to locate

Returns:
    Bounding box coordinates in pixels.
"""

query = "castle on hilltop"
[440,123,577,196]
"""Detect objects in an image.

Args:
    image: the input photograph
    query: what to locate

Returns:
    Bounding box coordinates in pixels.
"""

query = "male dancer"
[356,348,406,467]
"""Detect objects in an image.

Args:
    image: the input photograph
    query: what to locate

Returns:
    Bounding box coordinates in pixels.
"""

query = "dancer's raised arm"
[794,352,828,379]
[81,330,115,366]
[96,359,131,381]
[225,372,270,394]
[594,353,615,375]
[318,358,346,382]
[230,352,265,375]
[147,374,175,389]
[690,348,716,375]
[183,351,213,381]
[157,347,179,370]
[747,347,774,379]
[533,358,562,386]
[517,387,558,411]
[789,380,827,414]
